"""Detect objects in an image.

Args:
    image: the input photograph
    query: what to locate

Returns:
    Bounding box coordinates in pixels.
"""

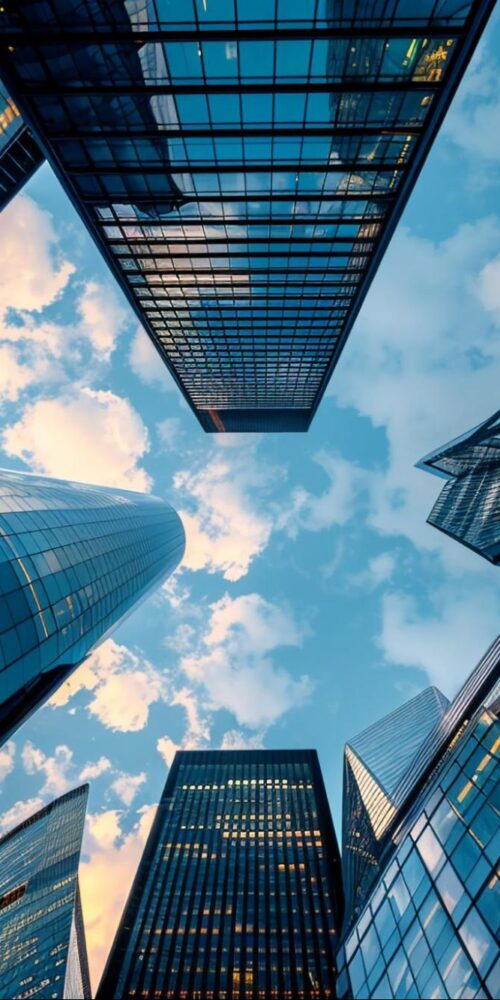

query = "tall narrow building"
[0,82,44,210]
[97,749,344,999]
[0,0,494,431]
[337,636,500,1000]
[417,409,500,564]
[342,685,449,925]
[0,785,91,1000]
[0,468,185,743]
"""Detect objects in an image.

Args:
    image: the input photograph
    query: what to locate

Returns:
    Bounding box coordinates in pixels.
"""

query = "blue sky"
[0,11,499,990]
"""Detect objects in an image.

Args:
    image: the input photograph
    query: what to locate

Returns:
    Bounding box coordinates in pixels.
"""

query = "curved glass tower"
[0,468,185,742]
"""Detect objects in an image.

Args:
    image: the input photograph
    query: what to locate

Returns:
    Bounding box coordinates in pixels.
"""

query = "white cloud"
[350,552,397,589]
[129,326,176,389]
[477,255,500,316]
[111,772,147,806]
[79,757,112,781]
[333,217,500,565]
[181,593,311,729]
[444,41,500,162]
[0,194,74,318]
[162,574,191,609]
[0,741,16,781]
[77,281,127,359]
[21,741,73,797]
[157,686,211,768]
[0,797,45,835]
[49,639,167,733]
[277,450,366,538]
[156,416,182,451]
[378,588,499,696]
[220,729,265,750]
[175,451,276,581]
[0,344,38,403]
[80,804,156,990]
[2,387,152,491]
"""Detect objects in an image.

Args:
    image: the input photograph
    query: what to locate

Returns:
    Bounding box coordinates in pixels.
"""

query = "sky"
[0,11,499,993]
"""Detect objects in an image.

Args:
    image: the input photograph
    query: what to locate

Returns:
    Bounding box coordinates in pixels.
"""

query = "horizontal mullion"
[48,125,424,140]
[0,26,466,43]
[96,215,384,227]
[108,235,374,246]
[117,249,373,259]
[21,80,441,96]
[84,192,396,204]
[69,160,405,175]
[131,266,367,275]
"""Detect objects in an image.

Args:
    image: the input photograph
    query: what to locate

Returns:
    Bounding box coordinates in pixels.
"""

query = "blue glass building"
[0,784,91,1000]
[0,0,494,431]
[417,409,500,564]
[97,749,344,1000]
[0,82,44,210]
[0,468,185,743]
[343,685,449,926]
[336,636,500,1000]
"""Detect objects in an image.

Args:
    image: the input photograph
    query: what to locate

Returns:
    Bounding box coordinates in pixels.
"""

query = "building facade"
[0,468,185,743]
[417,409,500,564]
[97,749,344,999]
[0,785,91,1000]
[0,82,44,210]
[342,685,449,926]
[0,0,495,431]
[337,636,500,1000]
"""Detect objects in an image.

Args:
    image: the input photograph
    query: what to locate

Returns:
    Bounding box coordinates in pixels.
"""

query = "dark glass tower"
[0,83,44,210]
[343,685,449,925]
[417,409,500,564]
[336,636,500,1000]
[0,468,185,743]
[0,0,494,431]
[97,749,343,999]
[0,785,91,1000]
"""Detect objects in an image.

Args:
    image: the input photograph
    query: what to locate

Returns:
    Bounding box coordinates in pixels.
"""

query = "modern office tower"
[0,2,494,432]
[0,468,185,743]
[336,635,500,1000]
[417,409,500,564]
[0,784,91,1000]
[97,749,344,999]
[0,83,44,210]
[343,685,449,925]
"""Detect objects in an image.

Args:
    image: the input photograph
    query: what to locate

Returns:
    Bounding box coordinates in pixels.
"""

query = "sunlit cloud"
[80,805,157,990]
[79,757,112,781]
[49,639,167,733]
[0,740,16,782]
[0,194,74,318]
[77,280,128,360]
[181,593,311,729]
[111,771,147,807]
[175,451,277,581]
[2,387,152,491]
[21,741,73,797]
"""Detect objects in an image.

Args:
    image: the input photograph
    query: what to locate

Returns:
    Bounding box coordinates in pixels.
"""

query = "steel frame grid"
[0,0,495,432]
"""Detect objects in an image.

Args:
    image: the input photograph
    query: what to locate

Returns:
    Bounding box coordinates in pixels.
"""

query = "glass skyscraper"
[336,635,500,1000]
[343,685,449,926]
[97,749,344,999]
[0,468,185,743]
[0,784,91,1000]
[0,1,494,431]
[0,82,44,211]
[417,409,500,564]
